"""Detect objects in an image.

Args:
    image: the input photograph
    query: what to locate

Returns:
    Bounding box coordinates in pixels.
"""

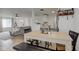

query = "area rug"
[13,42,49,51]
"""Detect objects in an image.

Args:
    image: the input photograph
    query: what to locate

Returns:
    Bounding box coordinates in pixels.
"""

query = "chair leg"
[31,40,39,46]
[45,42,50,48]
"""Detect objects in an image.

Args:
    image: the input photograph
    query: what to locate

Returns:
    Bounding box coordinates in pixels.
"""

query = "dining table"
[24,31,73,51]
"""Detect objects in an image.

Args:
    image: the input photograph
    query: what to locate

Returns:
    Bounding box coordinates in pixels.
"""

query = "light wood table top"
[25,31,72,41]
[24,31,72,51]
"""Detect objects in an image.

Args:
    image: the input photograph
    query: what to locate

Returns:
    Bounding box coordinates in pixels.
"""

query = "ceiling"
[34,8,58,16]
[0,8,32,17]
[0,8,58,17]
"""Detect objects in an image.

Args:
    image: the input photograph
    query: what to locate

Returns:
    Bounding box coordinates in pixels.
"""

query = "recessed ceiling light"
[43,14,48,16]
[52,11,55,13]
[16,13,19,17]
[40,9,44,11]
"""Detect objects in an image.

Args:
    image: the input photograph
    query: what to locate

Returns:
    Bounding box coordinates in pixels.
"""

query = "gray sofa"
[10,26,31,36]
[0,31,11,40]
[0,31,13,51]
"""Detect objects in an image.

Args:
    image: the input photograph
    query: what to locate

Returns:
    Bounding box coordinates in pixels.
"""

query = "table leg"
[24,34,27,43]
[65,41,72,51]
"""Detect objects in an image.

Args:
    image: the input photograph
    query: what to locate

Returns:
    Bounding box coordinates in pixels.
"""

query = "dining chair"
[69,30,78,51]
[56,30,78,51]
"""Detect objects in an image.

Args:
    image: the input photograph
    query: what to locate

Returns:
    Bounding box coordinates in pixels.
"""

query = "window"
[2,18,12,28]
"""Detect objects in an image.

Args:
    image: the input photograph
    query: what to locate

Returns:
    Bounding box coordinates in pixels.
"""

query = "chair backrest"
[69,30,79,51]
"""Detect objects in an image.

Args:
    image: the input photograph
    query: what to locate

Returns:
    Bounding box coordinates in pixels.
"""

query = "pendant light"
[15,13,19,17]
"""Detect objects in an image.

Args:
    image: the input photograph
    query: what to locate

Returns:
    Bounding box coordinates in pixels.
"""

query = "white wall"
[48,15,56,29]
[73,9,79,51]
[58,8,79,33]
[24,17,30,26]
[0,17,2,32]
[58,15,74,32]
[30,17,40,31]
[58,8,79,50]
